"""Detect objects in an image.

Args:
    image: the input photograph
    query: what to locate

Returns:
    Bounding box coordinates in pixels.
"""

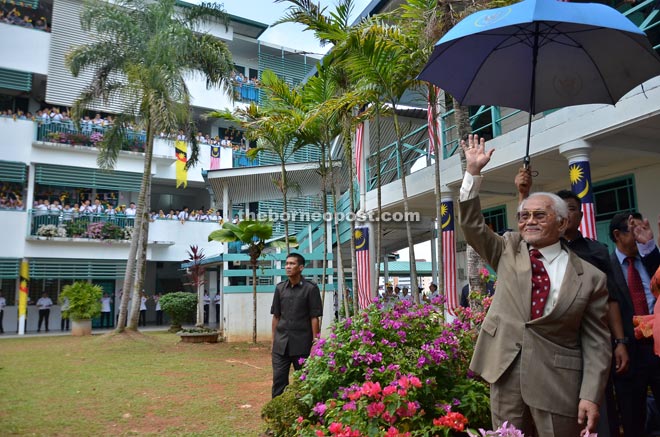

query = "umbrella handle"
[523,155,530,169]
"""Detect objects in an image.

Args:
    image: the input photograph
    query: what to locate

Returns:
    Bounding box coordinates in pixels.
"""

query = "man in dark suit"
[609,212,660,436]
[460,135,611,436]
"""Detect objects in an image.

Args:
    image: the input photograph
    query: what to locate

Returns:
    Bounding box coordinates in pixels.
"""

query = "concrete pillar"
[441,187,458,313]
[559,140,597,239]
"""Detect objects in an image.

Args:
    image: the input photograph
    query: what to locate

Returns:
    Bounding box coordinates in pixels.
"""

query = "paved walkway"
[0,323,223,339]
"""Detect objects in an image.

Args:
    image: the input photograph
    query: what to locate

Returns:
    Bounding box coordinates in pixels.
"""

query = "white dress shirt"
[460,171,570,316]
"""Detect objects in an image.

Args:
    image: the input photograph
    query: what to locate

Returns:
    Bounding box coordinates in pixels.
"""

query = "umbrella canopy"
[418,0,660,115]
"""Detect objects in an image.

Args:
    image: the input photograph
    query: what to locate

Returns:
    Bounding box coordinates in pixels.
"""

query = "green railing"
[37,122,146,151]
[232,150,259,167]
[366,124,430,191]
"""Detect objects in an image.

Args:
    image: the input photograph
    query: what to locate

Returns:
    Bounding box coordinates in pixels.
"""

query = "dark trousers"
[100,311,112,328]
[203,304,209,324]
[60,315,69,331]
[156,310,163,326]
[37,309,50,331]
[0,309,3,333]
[139,310,146,327]
[272,350,308,398]
[614,342,660,436]
[215,304,220,324]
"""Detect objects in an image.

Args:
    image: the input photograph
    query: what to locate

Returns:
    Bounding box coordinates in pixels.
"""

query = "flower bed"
[177,328,220,343]
[263,296,494,436]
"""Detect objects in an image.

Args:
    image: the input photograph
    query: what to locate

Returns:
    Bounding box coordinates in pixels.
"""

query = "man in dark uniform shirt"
[270,253,323,398]
[517,170,629,437]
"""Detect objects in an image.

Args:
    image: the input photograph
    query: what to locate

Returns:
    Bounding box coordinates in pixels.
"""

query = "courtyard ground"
[0,331,273,436]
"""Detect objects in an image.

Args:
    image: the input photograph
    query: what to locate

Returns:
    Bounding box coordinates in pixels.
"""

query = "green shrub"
[60,282,103,320]
[159,292,197,331]
[261,381,310,437]
[285,295,493,436]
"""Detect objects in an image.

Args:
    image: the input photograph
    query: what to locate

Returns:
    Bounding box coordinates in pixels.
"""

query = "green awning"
[0,68,32,92]
[29,259,126,279]
[0,258,20,279]
[35,164,143,192]
[0,160,27,183]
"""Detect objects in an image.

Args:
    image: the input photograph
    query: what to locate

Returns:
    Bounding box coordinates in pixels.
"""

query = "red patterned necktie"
[626,256,649,315]
[530,249,551,320]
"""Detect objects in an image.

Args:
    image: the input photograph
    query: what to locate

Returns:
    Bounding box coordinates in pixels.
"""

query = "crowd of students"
[0,6,50,32]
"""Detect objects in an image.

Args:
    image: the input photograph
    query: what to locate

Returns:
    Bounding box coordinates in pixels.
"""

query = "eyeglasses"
[517,210,552,223]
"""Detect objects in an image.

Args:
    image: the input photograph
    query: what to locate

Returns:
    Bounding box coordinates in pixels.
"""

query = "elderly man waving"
[459,135,611,437]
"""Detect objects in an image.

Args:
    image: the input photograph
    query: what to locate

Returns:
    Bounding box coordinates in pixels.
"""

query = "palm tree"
[276,0,365,315]
[66,0,233,332]
[208,220,290,343]
[207,70,308,253]
[184,245,207,328]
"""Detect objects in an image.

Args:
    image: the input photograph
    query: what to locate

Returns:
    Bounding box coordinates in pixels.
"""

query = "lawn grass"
[0,331,273,436]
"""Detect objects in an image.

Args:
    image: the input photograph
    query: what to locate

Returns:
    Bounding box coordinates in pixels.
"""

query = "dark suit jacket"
[608,247,660,355]
[460,196,611,417]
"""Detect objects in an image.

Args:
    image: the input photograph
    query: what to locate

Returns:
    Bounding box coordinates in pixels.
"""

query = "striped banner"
[569,160,597,240]
[18,259,29,335]
[355,123,364,184]
[427,86,440,159]
[210,145,220,170]
[355,227,371,309]
[175,140,188,189]
[441,199,457,314]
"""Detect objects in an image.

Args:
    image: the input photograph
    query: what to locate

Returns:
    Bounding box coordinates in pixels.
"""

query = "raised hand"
[515,166,533,202]
[461,134,493,176]
[629,215,654,245]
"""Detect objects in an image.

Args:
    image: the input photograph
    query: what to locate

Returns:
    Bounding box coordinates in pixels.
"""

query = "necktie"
[530,249,551,320]
[626,256,649,315]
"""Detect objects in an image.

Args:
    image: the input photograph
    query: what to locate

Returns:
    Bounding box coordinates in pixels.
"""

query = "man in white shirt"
[459,134,610,436]
[213,292,221,325]
[178,207,189,223]
[0,291,6,334]
[154,293,163,326]
[36,292,54,332]
[100,293,112,328]
[139,292,148,327]
[203,291,211,324]
[125,202,137,217]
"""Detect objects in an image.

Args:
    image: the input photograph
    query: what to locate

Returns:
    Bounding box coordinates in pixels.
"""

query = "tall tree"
[276,0,365,315]
[207,70,307,253]
[66,0,233,332]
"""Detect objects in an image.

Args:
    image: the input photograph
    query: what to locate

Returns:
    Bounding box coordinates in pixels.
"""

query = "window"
[482,205,507,234]
[29,278,74,303]
[0,279,17,305]
[593,175,636,222]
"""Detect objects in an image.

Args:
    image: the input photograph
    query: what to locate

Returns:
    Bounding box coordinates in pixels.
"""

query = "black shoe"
[46,329,49,332]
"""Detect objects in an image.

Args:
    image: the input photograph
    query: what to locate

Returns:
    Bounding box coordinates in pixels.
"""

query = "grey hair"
[518,192,569,222]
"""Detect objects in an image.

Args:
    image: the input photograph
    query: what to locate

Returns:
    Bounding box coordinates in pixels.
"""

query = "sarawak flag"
[441,200,457,314]
[355,227,372,309]
[18,259,29,335]
[569,161,596,239]
[175,140,188,188]
[210,145,221,170]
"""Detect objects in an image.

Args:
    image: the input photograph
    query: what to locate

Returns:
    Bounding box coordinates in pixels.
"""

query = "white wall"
[0,118,36,164]
[223,290,335,343]
[148,220,225,262]
[0,24,50,75]
[0,212,28,257]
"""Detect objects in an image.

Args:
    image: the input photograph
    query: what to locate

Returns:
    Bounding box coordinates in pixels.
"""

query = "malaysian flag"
[427,87,441,159]
[210,145,221,170]
[355,123,364,184]
[569,161,597,240]
[441,199,458,314]
[355,226,372,309]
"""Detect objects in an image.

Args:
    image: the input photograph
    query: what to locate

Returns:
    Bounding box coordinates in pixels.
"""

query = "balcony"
[26,210,223,262]
[36,122,146,152]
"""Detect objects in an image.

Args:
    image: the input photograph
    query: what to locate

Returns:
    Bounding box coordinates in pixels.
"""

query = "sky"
[221,0,373,55]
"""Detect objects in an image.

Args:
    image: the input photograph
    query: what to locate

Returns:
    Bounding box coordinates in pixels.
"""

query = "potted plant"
[158,291,198,334]
[59,282,103,336]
